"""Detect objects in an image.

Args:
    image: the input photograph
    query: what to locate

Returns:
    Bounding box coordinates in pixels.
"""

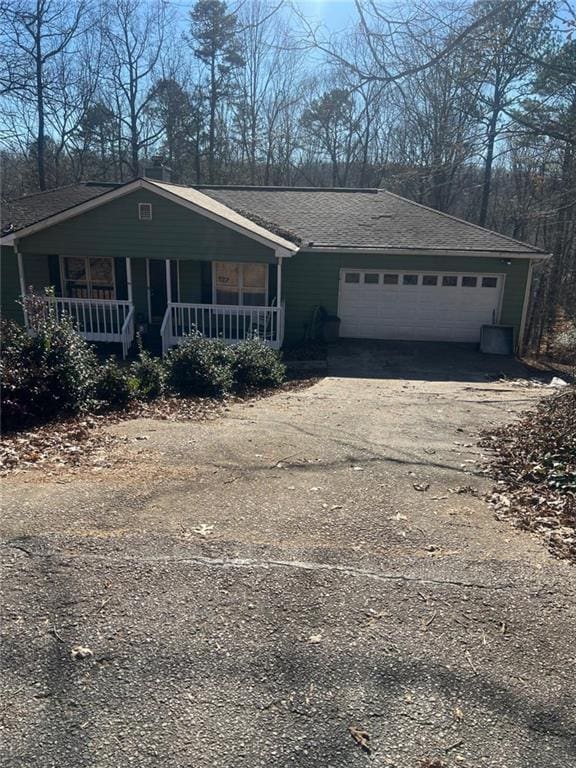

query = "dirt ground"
[1,342,575,768]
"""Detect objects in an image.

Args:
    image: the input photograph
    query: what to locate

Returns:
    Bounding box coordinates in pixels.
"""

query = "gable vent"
[138,202,153,220]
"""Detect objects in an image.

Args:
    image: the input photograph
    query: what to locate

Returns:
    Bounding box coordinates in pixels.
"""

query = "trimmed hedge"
[165,333,235,396]
[233,339,286,390]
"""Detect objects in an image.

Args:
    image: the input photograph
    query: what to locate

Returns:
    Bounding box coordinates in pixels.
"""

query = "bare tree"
[1,0,86,189]
[102,0,167,177]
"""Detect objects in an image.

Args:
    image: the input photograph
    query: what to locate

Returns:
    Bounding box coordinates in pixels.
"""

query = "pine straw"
[481,387,576,563]
[0,377,318,477]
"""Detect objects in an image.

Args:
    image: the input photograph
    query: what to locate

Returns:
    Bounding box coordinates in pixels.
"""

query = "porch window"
[62,256,115,300]
[214,262,267,306]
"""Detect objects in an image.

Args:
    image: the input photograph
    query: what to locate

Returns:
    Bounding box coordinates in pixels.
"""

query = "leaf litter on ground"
[0,378,318,477]
[481,387,575,563]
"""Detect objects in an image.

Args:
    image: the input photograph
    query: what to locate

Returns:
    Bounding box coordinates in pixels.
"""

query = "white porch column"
[276,253,283,346]
[126,257,133,303]
[165,259,172,304]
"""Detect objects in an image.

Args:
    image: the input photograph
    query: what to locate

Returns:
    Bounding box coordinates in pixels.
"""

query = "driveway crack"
[15,547,520,591]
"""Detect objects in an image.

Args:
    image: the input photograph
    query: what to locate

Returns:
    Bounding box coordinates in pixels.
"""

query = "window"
[62,256,115,299]
[422,275,438,286]
[214,262,267,306]
[364,273,379,284]
[138,202,153,220]
[403,274,418,286]
[482,277,498,288]
[442,275,458,287]
[383,274,398,285]
[344,272,360,283]
[462,276,478,287]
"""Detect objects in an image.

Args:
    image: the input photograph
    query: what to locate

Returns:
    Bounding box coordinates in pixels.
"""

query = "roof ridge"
[194,184,378,193]
[378,189,545,254]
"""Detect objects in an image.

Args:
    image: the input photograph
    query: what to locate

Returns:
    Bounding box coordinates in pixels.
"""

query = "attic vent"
[138,202,153,221]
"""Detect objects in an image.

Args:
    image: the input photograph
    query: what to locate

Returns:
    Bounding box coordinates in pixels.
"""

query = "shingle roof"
[1,182,116,235]
[1,180,547,256]
[148,181,299,251]
[198,186,546,255]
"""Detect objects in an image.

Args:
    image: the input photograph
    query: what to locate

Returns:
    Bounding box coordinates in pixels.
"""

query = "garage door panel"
[338,271,502,343]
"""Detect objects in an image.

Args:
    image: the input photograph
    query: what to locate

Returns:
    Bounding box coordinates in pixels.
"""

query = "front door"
[148,259,168,323]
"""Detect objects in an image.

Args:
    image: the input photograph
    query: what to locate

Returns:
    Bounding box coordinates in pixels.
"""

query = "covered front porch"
[17,253,285,358]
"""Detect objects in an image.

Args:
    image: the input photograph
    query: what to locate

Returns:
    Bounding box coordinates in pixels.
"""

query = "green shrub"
[1,302,98,430]
[131,340,165,399]
[232,339,286,390]
[94,358,137,408]
[165,333,235,396]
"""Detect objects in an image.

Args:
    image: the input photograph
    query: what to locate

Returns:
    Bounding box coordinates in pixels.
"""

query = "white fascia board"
[302,247,550,260]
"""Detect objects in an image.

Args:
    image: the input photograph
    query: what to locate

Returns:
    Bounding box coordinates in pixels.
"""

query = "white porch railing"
[160,302,285,357]
[40,297,135,358]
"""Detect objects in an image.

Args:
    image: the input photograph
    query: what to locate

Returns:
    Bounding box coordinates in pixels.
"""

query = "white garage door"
[338,270,504,342]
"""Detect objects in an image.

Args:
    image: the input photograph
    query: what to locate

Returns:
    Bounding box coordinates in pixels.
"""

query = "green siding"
[23,254,51,293]
[132,258,148,321]
[282,252,530,346]
[179,260,203,303]
[17,189,276,263]
[1,246,23,323]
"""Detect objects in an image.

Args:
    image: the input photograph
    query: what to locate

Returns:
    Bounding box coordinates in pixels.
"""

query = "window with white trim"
[214,262,268,306]
[62,256,115,300]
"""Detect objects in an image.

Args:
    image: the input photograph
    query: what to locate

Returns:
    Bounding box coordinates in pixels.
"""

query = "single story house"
[0,171,548,357]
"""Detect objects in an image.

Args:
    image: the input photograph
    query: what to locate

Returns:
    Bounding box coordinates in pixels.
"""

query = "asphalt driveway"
[1,343,575,767]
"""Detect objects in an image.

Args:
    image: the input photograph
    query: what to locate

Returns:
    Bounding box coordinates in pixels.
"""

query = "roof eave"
[302,245,550,259]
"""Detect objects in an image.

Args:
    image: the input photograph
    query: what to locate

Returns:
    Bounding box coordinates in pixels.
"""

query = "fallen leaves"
[0,417,118,476]
[481,387,575,563]
[349,725,371,753]
[0,379,319,478]
[453,706,464,722]
[192,524,214,538]
[71,645,93,660]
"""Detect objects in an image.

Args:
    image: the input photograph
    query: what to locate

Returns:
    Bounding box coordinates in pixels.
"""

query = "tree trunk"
[35,11,46,191]
[208,58,217,184]
[479,90,500,227]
